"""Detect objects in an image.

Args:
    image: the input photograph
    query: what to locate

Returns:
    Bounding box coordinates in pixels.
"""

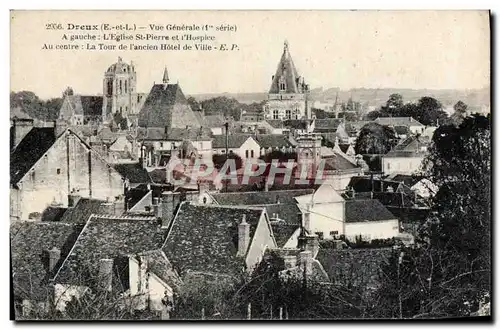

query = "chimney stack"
[299,250,313,276]
[283,255,297,269]
[141,145,147,168]
[303,203,311,232]
[153,197,163,220]
[68,190,81,207]
[237,214,251,257]
[98,258,113,292]
[48,247,61,273]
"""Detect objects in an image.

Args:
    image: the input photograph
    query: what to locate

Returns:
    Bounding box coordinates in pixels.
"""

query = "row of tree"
[187,96,265,120]
[365,94,450,126]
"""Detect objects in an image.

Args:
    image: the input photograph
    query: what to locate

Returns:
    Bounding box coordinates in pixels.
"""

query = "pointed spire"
[284,39,289,53]
[162,66,169,84]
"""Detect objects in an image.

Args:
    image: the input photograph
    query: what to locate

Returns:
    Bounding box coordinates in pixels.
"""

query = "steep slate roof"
[255,134,293,149]
[394,125,411,135]
[53,215,165,286]
[64,95,103,117]
[265,203,302,226]
[212,134,253,149]
[323,153,359,171]
[345,199,397,223]
[211,189,314,206]
[11,222,83,301]
[10,127,56,185]
[127,189,153,212]
[59,198,108,224]
[162,203,266,277]
[393,135,428,152]
[317,247,393,289]
[265,120,285,128]
[269,42,301,94]
[270,224,300,247]
[375,117,424,127]
[137,84,201,129]
[283,119,311,130]
[113,163,152,184]
[314,119,344,133]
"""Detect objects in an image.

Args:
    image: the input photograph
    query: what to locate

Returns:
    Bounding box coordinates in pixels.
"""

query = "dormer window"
[279,75,286,92]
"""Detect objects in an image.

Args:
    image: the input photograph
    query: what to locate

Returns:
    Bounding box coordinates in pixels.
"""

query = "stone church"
[264,41,311,121]
[58,57,148,129]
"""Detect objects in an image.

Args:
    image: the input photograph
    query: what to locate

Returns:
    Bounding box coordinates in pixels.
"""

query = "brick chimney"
[237,214,250,257]
[12,118,34,149]
[98,258,113,291]
[48,247,61,273]
[299,250,313,276]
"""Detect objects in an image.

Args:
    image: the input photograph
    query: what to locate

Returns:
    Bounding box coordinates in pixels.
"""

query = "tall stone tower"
[295,133,322,179]
[102,57,138,122]
[264,40,311,121]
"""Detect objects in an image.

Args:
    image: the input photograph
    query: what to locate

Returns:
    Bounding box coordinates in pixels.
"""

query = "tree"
[381,93,404,116]
[364,110,383,121]
[10,91,62,120]
[338,111,358,121]
[373,114,491,319]
[187,96,201,112]
[413,96,448,126]
[201,96,243,120]
[354,123,398,155]
[450,100,468,126]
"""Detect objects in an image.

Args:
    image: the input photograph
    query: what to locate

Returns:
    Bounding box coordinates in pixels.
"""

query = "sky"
[10,10,490,99]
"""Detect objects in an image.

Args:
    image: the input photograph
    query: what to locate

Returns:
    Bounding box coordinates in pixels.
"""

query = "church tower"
[102,57,138,122]
[264,40,311,121]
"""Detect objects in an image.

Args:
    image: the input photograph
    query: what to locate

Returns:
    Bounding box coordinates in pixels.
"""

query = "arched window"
[119,80,123,94]
[124,81,128,94]
[107,80,113,96]
[251,150,254,158]
[245,150,249,158]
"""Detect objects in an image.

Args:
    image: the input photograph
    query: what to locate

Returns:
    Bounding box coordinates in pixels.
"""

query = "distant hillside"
[190,87,490,109]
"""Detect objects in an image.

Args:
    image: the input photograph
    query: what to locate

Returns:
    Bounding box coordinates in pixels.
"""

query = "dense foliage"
[373,114,491,318]
[354,122,398,155]
[10,91,62,120]
[364,93,450,126]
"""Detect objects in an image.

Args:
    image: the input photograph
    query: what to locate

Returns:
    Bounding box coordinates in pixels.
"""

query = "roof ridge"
[92,213,156,221]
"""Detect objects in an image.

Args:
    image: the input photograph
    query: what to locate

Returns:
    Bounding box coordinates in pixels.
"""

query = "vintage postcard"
[9,10,491,320]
